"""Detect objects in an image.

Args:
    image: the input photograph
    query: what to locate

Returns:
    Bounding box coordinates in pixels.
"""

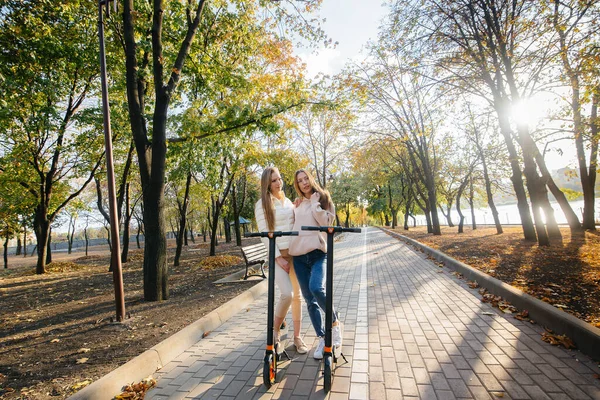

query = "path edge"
[382,227,600,361]
[69,279,268,400]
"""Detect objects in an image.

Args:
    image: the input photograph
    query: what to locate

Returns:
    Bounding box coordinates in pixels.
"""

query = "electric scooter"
[245,230,298,389]
[301,225,361,393]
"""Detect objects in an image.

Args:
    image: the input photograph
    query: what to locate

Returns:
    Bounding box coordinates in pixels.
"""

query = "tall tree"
[0,0,105,273]
[549,0,599,230]
[351,50,443,234]
[117,0,325,300]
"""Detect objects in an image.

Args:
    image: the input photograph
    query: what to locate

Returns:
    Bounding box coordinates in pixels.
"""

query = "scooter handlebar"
[244,231,299,238]
[301,226,362,233]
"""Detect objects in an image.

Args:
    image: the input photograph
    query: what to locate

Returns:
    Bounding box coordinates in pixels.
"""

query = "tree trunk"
[84,227,89,256]
[224,218,232,243]
[439,204,454,227]
[553,8,593,231]
[232,182,242,246]
[514,122,552,245]
[419,162,440,235]
[345,204,351,228]
[456,175,470,234]
[67,215,75,254]
[174,171,192,267]
[189,224,196,243]
[16,236,21,256]
[121,183,131,263]
[495,102,536,241]
[477,142,502,234]
[23,223,27,257]
[45,226,52,265]
[582,93,598,230]
[136,224,141,249]
[456,198,465,234]
[403,212,410,230]
[142,182,168,301]
[468,178,477,230]
[391,208,398,229]
[3,228,8,269]
[209,199,222,256]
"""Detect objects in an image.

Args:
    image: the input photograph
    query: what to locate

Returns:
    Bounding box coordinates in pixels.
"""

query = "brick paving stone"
[384,371,401,389]
[468,385,493,399]
[368,381,386,399]
[507,368,536,385]
[348,382,368,399]
[144,229,600,400]
[523,385,553,400]
[448,378,473,398]
[501,380,532,399]
[554,380,594,399]
[418,384,438,399]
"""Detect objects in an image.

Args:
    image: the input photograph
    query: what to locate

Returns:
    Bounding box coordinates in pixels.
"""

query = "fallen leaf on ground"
[76,358,89,364]
[71,380,92,390]
[51,339,60,343]
[467,281,479,289]
[115,376,156,400]
[77,348,91,353]
[541,331,576,349]
[198,255,242,270]
[514,310,530,321]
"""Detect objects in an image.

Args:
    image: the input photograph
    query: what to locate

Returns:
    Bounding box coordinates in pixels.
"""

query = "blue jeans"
[293,249,338,338]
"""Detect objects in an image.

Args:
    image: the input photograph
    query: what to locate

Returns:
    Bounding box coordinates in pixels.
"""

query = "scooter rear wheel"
[263,353,276,388]
[323,354,332,393]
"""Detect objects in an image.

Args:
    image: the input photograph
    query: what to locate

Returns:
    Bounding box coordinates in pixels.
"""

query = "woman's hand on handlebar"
[276,256,290,274]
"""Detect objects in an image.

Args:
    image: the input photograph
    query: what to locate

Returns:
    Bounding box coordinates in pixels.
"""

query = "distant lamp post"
[98,0,125,322]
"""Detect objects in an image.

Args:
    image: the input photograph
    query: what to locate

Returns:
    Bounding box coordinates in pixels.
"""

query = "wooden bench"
[241,242,268,280]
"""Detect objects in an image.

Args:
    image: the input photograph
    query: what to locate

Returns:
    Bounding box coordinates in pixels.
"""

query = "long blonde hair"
[293,169,332,211]
[260,166,279,231]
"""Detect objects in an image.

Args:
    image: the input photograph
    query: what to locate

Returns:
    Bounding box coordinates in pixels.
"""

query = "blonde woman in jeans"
[288,169,342,359]
[254,166,308,354]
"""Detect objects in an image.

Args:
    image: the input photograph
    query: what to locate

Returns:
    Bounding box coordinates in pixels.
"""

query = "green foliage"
[560,188,583,201]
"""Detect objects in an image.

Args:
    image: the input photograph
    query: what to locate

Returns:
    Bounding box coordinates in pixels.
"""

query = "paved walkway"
[146,228,600,399]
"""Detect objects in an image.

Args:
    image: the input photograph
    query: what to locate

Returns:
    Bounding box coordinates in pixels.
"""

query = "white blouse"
[254,195,294,258]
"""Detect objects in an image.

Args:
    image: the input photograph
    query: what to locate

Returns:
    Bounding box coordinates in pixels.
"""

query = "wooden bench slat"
[241,242,268,280]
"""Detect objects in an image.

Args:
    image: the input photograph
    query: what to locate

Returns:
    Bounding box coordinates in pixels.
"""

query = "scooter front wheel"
[263,353,276,388]
[323,354,332,393]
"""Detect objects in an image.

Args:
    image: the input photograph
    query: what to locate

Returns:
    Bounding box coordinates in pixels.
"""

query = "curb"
[382,227,600,362]
[69,280,268,400]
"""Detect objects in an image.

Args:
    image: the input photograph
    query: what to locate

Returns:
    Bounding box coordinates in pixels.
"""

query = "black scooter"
[244,230,298,389]
[301,225,361,393]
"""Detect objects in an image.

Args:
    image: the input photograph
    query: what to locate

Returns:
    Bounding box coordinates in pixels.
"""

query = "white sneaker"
[332,321,343,348]
[313,337,325,359]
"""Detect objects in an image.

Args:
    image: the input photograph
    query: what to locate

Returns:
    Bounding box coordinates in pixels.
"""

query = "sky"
[296,0,389,78]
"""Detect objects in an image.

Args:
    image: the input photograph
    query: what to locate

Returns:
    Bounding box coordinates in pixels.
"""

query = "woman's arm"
[310,193,336,226]
[254,200,282,258]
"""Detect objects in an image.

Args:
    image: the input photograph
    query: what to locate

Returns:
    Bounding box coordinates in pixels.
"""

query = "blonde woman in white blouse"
[254,166,308,354]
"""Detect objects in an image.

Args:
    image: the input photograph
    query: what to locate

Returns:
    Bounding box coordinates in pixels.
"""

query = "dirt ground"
[0,237,261,399]
[390,225,600,328]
